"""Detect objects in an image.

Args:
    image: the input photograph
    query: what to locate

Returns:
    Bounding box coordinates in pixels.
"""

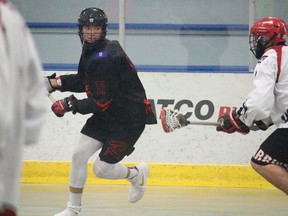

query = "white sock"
[127,167,139,180]
[69,192,82,206]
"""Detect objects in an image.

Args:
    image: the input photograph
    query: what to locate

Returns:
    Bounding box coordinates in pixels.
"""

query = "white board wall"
[23,71,273,164]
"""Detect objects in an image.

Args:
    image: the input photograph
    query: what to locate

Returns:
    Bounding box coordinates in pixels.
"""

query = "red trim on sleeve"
[94,99,113,112]
[273,45,285,83]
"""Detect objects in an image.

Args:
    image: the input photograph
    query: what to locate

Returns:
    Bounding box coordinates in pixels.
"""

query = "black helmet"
[78,7,108,45]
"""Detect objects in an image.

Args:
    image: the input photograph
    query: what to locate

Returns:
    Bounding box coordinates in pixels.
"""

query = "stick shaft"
[188,120,259,131]
[188,121,219,126]
[47,92,56,103]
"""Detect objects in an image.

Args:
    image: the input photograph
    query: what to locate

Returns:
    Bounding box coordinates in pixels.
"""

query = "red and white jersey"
[239,45,288,128]
[0,1,46,151]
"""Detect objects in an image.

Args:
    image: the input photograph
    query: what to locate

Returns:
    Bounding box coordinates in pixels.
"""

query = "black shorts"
[251,128,288,171]
[81,123,145,164]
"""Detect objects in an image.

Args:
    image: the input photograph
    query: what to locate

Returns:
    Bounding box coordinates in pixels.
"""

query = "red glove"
[51,95,77,117]
[216,109,250,135]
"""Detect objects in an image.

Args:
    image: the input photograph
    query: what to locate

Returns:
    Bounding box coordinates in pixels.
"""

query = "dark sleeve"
[59,73,85,93]
[72,97,112,115]
[70,43,120,115]
[70,41,136,115]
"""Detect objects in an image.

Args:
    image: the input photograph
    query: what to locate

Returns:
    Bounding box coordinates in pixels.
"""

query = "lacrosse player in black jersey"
[46,7,157,216]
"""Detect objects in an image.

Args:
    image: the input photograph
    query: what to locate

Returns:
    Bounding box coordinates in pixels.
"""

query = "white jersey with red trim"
[0,1,46,149]
[238,45,288,128]
[0,0,46,209]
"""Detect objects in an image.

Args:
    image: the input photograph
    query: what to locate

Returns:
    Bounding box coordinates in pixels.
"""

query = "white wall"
[23,71,273,164]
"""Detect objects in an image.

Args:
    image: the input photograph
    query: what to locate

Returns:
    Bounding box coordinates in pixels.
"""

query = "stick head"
[160,108,189,133]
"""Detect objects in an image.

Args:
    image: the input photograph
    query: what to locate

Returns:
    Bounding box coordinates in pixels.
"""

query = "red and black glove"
[216,109,250,135]
[51,95,77,117]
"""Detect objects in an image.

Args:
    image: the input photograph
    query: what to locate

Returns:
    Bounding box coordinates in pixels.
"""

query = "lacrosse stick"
[47,92,66,120]
[47,92,56,103]
[160,108,259,133]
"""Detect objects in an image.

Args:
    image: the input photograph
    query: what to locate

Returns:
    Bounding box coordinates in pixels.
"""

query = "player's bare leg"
[251,161,288,195]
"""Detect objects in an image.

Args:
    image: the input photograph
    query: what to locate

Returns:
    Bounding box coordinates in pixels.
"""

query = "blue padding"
[28,22,78,29]
[124,23,248,31]
[28,22,249,31]
[43,63,251,73]
[43,63,78,71]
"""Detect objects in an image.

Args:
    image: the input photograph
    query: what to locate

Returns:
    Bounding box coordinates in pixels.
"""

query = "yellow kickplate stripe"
[21,161,273,188]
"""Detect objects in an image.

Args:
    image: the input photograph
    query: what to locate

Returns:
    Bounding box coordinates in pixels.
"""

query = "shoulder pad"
[107,40,124,56]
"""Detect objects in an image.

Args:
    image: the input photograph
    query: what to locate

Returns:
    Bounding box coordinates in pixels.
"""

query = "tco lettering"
[148,99,214,121]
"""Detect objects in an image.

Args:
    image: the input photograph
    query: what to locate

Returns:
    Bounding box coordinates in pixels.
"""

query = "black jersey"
[59,39,156,131]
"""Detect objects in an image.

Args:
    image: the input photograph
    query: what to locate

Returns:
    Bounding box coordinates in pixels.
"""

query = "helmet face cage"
[249,17,287,59]
[78,7,108,45]
[249,33,271,59]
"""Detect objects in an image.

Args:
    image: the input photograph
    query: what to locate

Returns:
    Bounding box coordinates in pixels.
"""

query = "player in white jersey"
[217,17,288,195]
[0,0,46,215]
